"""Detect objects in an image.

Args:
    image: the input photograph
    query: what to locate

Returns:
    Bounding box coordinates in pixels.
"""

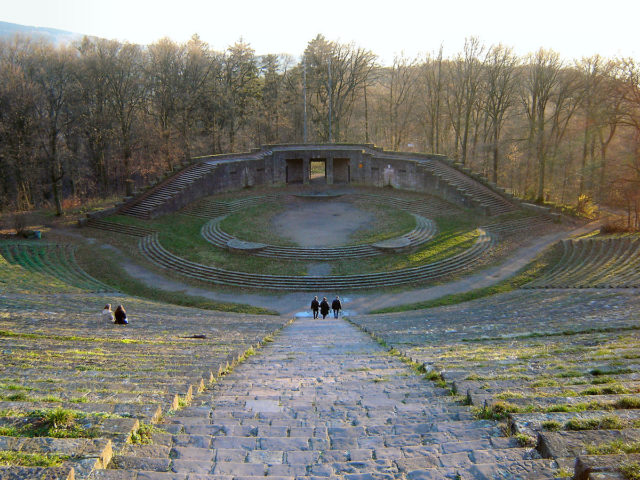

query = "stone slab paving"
[100,317,561,479]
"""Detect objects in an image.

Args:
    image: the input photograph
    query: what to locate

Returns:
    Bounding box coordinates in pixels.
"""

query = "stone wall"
[116,144,516,219]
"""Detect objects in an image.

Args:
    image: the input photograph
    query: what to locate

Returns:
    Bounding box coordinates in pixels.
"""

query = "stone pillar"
[326,157,334,185]
[303,157,310,184]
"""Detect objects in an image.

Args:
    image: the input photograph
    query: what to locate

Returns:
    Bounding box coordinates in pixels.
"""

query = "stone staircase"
[414,161,515,217]
[94,317,563,479]
[118,162,221,220]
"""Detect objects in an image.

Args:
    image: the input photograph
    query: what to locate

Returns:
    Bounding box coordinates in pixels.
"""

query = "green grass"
[586,440,640,455]
[620,462,640,480]
[115,213,308,276]
[75,241,277,315]
[219,202,295,246]
[347,201,416,245]
[0,451,69,467]
[564,415,625,431]
[129,422,169,444]
[331,215,479,276]
[0,408,98,438]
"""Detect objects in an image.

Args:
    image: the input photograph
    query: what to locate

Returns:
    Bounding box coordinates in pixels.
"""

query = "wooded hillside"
[1,34,638,225]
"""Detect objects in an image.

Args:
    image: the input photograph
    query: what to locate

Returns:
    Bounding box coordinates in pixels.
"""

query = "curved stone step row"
[139,229,494,290]
[350,289,640,480]
[96,317,561,479]
[525,236,640,288]
[482,215,553,238]
[0,242,113,292]
[349,192,463,218]
[415,161,515,216]
[85,218,156,237]
[181,193,282,219]
[201,214,437,260]
[0,293,289,479]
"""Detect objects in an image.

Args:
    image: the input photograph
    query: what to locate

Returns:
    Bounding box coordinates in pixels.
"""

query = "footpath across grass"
[74,242,278,315]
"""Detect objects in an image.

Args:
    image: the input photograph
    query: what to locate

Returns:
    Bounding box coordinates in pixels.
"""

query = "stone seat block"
[538,428,640,459]
[0,465,75,480]
[510,409,640,438]
[108,455,171,473]
[119,444,171,459]
[575,453,640,480]
[0,436,112,468]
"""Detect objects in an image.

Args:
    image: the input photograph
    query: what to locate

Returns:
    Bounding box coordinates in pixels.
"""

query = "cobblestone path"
[102,317,561,479]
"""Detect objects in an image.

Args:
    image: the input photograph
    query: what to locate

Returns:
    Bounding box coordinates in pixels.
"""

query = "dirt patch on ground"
[271,199,374,247]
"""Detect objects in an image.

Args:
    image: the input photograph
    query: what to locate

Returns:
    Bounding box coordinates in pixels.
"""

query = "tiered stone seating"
[482,215,554,238]
[181,193,282,219]
[525,236,640,288]
[201,214,437,260]
[139,228,495,290]
[85,218,155,237]
[0,242,112,292]
[0,293,288,479]
[350,289,640,479]
[349,192,462,218]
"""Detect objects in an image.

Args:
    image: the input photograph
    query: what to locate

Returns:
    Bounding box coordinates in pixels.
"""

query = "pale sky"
[1,0,638,64]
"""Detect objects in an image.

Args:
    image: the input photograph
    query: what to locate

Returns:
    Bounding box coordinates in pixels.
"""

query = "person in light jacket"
[101,304,114,323]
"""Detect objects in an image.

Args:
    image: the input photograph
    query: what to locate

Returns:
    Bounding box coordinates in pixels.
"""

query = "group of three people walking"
[311,296,342,319]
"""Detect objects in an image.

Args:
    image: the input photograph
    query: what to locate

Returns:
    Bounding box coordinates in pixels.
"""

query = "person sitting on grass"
[114,305,128,325]
[102,304,114,323]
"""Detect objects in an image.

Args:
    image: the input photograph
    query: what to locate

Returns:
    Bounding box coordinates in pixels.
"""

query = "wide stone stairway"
[97,318,560,480]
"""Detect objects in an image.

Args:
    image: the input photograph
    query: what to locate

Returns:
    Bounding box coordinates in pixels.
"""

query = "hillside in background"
[0,20,84,44]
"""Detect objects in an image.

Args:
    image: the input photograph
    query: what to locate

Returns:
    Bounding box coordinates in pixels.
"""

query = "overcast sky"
[1,0,638,63]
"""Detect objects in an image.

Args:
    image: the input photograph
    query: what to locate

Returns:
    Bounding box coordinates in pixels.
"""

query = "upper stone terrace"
[111,144,520,220]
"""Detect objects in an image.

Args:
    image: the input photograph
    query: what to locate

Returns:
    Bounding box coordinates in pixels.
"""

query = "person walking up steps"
[310,296,320,319]
[319,297,330,319]
[331,296,342,318]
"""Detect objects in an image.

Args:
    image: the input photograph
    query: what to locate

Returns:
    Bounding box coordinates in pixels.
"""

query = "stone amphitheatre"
[1,144,639,480]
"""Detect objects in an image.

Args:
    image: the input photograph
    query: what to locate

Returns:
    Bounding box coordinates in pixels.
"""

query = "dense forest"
[0,34,639,225]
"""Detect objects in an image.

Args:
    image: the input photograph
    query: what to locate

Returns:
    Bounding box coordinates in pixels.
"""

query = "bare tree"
[482,44,519,183]
[520,48,563,202]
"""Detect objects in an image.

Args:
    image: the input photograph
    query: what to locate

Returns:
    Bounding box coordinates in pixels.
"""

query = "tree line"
[0,34,639,226]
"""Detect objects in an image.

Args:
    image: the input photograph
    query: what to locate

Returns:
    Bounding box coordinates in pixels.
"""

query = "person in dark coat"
[331,296,342,318]
[114,305,128,325]
[310,296,320,319]
[319,297,330,319]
